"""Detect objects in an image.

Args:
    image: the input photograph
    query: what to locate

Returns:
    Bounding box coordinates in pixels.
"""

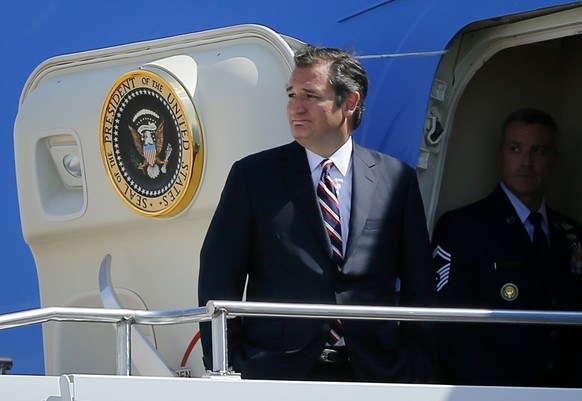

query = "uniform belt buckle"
[319,348,341,364]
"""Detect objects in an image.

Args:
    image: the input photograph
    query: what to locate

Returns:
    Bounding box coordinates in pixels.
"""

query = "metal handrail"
[0,306,208,329]
[207,301,582,324]
[0,306,209,375]
[2,302,582,377]
[206,301,582,374]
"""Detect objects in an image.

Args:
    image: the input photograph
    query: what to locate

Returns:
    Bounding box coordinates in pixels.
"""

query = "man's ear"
[342,91,360,118]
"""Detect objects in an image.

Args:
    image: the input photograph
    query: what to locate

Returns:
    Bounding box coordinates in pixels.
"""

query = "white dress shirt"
[306,138,353,255]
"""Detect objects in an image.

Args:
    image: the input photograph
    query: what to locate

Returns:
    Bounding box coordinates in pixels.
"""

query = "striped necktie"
[317,159,343,270]
[317,159,344,345]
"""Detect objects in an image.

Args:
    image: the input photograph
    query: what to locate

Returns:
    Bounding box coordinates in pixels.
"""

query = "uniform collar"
[500,181,548,225]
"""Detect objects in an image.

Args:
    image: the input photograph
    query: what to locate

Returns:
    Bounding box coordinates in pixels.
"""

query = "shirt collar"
[305,138,353,177]
[500,181,547,224]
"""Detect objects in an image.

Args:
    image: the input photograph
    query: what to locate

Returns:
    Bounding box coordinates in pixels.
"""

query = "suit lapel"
[278,142,378,263]
[345,144,376,261]
[278,142,331,253]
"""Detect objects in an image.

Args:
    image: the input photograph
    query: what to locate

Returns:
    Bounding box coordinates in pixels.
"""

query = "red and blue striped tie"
[318,159,344,345]
[318,159,343,270]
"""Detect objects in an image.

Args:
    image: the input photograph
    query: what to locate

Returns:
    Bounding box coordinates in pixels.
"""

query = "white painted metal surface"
[2,374,582,401]
[13,24,298,377]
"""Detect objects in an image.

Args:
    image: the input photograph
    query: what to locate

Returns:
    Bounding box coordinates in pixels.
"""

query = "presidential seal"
[100,69,203,217]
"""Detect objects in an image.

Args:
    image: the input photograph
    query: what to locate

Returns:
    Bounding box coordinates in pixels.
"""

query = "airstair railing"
[2,302,582,377]
[206,301,582,374]
[0,306,208,376]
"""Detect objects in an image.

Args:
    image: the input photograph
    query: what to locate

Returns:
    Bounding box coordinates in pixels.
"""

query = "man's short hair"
[501,107,559,150]
[294,45,368,131]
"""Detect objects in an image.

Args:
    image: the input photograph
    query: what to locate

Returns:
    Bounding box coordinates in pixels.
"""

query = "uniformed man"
[433,108,582,387]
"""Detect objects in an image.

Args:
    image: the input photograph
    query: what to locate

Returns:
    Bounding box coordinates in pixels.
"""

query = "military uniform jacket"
[433,185,582,387]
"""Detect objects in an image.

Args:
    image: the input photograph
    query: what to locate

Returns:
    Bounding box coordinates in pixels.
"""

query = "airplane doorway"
[420,5,582,232]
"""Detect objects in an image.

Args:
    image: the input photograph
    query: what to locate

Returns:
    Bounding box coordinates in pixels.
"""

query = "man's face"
[497,121,557,209]
[286,63,355,156]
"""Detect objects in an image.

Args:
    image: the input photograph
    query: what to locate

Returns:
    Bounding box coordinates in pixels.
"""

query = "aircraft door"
[419,6,582,232]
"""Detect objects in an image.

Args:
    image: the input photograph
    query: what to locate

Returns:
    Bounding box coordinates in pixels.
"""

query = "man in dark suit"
[433,108,582,387]
[198,45,436,382]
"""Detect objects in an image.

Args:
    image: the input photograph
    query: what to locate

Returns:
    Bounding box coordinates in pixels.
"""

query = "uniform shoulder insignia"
[433,245,451,292]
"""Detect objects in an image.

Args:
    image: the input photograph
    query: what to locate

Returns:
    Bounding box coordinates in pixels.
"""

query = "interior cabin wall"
[435,35,582,225]
[552,34,582,223]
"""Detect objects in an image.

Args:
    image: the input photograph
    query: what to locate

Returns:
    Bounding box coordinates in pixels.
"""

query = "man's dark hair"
[501,107,559,150]
[294,44,368,131]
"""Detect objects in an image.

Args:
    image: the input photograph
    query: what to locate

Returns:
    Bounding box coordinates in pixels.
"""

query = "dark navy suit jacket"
[198,140,436,382]
[433,185,582,387]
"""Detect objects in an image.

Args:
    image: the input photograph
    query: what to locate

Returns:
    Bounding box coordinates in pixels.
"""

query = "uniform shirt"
[500,181,549,243]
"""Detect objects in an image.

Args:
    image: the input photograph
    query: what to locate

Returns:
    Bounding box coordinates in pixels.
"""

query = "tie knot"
[321,159,334,174]
[528,212,543,228]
